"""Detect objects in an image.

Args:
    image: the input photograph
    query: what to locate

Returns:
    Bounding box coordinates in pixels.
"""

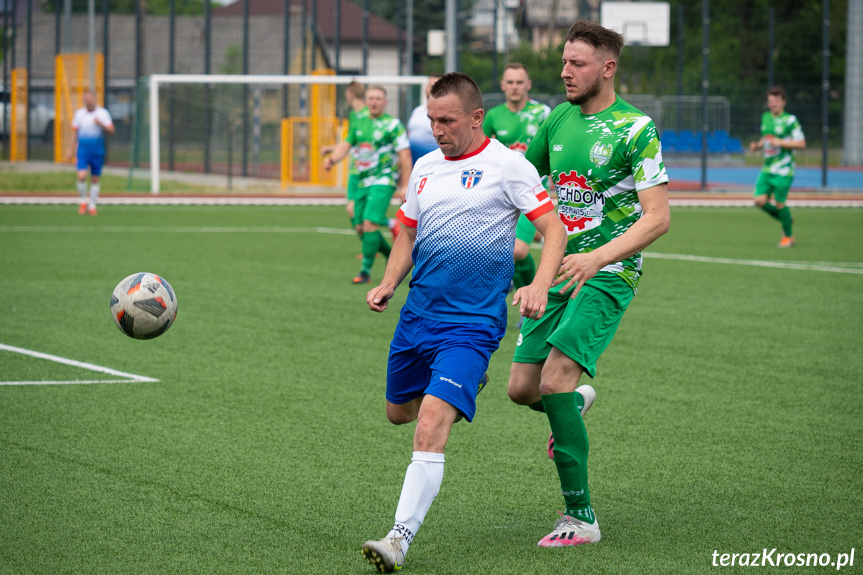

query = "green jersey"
[346,107,369,176]
[347,113,409,188]
[483,99,551,154]
[525,96,668,291]
[759,111,804,177]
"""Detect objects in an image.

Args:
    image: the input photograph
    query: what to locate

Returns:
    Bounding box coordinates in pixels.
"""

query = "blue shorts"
[386,308,506,422]
[77,139,105,176]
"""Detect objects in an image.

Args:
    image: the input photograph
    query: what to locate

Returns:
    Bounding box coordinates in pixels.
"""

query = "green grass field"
[1,205,862,574]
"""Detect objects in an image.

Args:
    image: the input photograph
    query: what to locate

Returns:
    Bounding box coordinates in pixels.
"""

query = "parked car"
[0,87,55,142]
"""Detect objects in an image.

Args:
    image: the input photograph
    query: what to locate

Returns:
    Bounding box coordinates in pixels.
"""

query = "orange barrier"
[55,53,104,164]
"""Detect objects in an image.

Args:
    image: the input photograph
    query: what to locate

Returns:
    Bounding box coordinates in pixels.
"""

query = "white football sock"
[387,451,445,557]
[77,180,87,200]
[89,183,100,206]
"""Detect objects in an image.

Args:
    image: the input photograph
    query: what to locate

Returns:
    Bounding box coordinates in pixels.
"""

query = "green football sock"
[778,206,793,237]
[513,254,536,290]
[542,392,594,523]
[377,232,392,258]
[361,232,380,274]
[760,203,781,221]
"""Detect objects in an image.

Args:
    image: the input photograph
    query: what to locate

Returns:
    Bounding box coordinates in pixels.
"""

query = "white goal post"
[147,74,431,194]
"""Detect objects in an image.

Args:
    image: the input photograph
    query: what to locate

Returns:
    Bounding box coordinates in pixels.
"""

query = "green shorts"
[346,174,360,202]
[512,272,634,378]
[354,184,396,226]
[754,172,793,203]
[515,213,537,245]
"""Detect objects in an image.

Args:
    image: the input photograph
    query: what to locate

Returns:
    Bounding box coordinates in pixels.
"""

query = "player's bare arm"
[367,225,417,313]
[323,140,352,170]
[95,117,116,136]
[512,210,566,319]
[766,134,806,150]
[553,183,670,298]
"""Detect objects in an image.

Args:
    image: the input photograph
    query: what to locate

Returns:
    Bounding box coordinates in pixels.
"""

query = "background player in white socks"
[361,72,566,572]
[70,91,114,215]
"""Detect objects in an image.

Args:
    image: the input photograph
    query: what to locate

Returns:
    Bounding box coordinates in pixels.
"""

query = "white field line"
[0,225,357,235]
[0,196,347,206]
[0,343,159,386]
[642,252,863,275]
[3,225,861,275]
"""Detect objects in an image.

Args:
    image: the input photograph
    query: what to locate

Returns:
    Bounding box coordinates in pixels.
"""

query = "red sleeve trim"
[525,202,554,222]
[397,208,418,228]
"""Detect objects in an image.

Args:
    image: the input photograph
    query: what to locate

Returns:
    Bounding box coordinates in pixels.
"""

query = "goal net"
[128,72,430,195]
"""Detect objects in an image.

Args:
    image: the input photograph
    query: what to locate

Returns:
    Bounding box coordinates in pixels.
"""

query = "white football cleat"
[362,535,405,572]
[537,514,601,547]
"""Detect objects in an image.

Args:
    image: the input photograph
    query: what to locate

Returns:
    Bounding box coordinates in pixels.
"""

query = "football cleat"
[455,373,489,423]
[537,513,601,547]
[352,271,371,284]
[548,384,596,460]
[477,372,489,393]
[78,202,88,215]
[88,206,98,216]
[362,536,405,573]
[778,235,795,248]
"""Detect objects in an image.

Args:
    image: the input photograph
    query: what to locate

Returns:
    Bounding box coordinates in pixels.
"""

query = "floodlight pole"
[767,7,774,88]
[821,0,829,188]
[88,0,95,92]
[445,0,457,72]
[700,0,709,192]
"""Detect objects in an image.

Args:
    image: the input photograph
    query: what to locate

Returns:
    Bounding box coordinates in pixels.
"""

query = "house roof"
[214,0,403,42]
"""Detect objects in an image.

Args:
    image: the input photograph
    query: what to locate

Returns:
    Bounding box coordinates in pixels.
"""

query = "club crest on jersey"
[590,141,613,166]
[461,169,483,189]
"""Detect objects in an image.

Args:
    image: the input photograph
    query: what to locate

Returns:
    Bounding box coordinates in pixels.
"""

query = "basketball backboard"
[600,1,671,47]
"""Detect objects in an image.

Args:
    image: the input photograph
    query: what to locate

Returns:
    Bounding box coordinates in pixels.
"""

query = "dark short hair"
[767,86,787,101]
[429,72,484,114]
[346,81,365,99]
[565,20,625,60]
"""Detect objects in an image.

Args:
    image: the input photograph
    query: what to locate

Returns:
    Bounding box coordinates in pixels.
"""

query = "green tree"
[364,0,475,73]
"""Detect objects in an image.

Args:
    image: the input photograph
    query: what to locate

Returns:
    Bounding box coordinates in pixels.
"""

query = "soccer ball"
[110,272,178,340]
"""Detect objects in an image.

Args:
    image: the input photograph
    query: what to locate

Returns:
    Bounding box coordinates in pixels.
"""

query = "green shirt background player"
[507,20,670,549]
[749,86,806,248]
[324,85,412,284]
[483,63,552,320]
[322,81,368,236]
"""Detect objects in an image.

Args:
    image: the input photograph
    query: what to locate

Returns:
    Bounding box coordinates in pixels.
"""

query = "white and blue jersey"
[72,106,113,174]
[396,137,554,328]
